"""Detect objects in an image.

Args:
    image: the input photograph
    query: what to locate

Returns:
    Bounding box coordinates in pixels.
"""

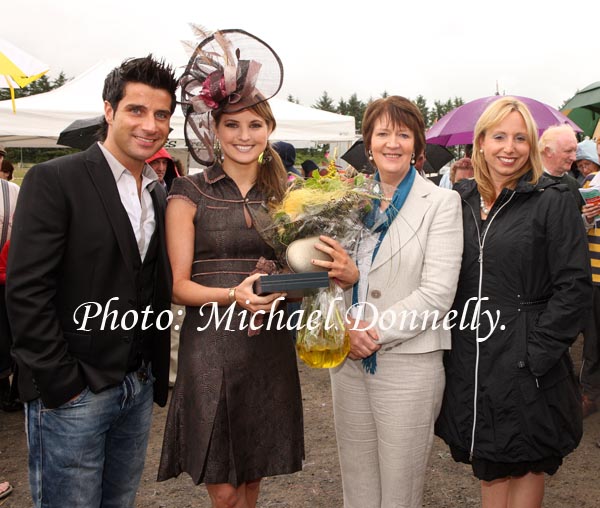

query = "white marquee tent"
[0,60,356,167]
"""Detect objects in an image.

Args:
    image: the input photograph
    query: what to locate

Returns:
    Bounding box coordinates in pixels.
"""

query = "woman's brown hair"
[361,96,426,163]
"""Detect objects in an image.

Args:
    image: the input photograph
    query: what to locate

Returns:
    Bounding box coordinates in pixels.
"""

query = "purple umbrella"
[426,95,582,146]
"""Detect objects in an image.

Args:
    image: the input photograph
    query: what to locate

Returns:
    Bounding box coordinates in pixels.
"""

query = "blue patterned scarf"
[353,166,416,374]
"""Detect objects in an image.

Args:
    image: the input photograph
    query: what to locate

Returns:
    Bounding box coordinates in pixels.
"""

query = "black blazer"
[7,144,172,408]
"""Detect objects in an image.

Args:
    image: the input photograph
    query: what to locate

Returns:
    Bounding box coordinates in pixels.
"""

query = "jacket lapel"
[148,181,167,266]
[84,144,140,282]
[148,183,171,305]
[149,181,166,228]
[370,175,432,272]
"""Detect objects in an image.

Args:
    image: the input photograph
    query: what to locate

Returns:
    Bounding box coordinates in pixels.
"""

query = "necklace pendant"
[480,196,491,215]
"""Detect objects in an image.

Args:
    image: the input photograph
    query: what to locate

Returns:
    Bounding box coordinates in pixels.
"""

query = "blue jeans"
[25,365,154,508]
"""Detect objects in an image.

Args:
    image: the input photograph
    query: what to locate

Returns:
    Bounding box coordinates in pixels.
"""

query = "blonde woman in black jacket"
[435,97,592,507]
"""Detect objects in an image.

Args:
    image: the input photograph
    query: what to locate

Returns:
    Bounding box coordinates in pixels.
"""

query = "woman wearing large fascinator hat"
[179,26,284,165]
[158,26,308,507]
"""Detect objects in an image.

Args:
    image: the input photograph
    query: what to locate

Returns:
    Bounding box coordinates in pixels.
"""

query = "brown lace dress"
[157,165,304,487]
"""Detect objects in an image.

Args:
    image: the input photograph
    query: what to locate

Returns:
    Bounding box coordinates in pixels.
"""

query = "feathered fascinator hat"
[180,26,284,165]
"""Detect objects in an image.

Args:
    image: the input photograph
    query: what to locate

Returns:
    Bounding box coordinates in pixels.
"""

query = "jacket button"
[517,360,526,368]
[370,289,381,298]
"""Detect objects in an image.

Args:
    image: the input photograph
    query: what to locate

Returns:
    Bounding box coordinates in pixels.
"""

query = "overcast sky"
[4,0,597,111]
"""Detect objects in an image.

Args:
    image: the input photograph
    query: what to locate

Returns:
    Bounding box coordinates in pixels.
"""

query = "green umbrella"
[561,82,600,113]
[564,107,600,138]
[561,82,600,137]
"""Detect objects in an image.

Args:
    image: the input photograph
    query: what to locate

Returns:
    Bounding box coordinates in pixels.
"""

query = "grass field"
[12,166,30,187]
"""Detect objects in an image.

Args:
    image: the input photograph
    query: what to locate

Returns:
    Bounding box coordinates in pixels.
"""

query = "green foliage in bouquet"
[268,163,381,251]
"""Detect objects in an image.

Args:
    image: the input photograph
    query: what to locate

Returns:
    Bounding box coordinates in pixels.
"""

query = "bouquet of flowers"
[255,160,384,368]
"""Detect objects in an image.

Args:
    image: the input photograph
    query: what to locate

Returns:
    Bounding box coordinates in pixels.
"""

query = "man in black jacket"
[7,56,177,508]
[539,124,584,209]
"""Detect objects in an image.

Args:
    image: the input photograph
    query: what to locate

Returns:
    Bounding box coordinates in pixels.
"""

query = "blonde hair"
[472,97,543,203]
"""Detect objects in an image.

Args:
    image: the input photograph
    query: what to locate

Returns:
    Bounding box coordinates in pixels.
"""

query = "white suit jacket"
[347,175,464,354]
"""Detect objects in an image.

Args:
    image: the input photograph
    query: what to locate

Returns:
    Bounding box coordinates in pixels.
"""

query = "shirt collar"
[543,167,564,178]
[98,142,159,189]
[202,162,228,185]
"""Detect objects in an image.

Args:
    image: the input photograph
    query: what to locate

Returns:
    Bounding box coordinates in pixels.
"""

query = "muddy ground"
[1,336,599,507]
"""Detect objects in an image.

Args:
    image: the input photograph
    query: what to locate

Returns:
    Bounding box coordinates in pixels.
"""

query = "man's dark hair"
[98,55,178,141]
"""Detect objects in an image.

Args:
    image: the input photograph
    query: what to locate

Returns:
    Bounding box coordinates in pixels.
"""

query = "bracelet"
[228,287,237,304]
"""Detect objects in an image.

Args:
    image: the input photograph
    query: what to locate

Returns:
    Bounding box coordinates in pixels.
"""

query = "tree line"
[5,72,465,164]
[288,92,464,133]
[0,72,69,101]
[5,73,463,131]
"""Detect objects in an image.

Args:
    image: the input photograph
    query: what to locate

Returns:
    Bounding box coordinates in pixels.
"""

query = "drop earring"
[410,152,416,165]
[368,149,374,161]
[214,140,224,162]
[258,145,273,165]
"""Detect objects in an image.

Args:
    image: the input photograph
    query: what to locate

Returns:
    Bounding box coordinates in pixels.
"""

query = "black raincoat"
[435,174,592,463]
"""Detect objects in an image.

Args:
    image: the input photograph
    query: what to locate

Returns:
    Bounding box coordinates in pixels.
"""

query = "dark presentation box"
[253,272,330,298]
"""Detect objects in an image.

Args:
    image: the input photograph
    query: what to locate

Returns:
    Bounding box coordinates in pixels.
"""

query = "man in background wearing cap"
[273,141,303,179]
[301,159,318,178]
[145,146,182,386]
[578,139,600,418]
[146,147,179,191]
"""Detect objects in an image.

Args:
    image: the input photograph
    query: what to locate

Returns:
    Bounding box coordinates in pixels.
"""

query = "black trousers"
[581,284,600,400]
[0,284,12,375]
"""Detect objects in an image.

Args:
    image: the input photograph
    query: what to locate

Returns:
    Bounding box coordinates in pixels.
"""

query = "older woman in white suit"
[330,96,464,508]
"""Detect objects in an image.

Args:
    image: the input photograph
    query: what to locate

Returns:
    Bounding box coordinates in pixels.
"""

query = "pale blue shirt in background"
[438,172,452,189]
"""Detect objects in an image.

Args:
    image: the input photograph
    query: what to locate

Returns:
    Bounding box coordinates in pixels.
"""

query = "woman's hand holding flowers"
[312,235,359,289]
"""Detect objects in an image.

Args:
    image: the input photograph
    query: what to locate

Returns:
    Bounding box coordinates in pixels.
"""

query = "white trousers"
[330,351,445,508]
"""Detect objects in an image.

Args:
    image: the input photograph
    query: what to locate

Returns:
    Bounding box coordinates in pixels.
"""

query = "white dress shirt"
[98,143,157,261]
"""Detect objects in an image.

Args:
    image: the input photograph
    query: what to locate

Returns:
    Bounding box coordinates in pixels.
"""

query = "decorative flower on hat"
[179,26,283,165]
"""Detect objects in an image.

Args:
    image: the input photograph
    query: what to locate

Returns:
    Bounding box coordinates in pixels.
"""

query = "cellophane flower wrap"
[258,163,384,368]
